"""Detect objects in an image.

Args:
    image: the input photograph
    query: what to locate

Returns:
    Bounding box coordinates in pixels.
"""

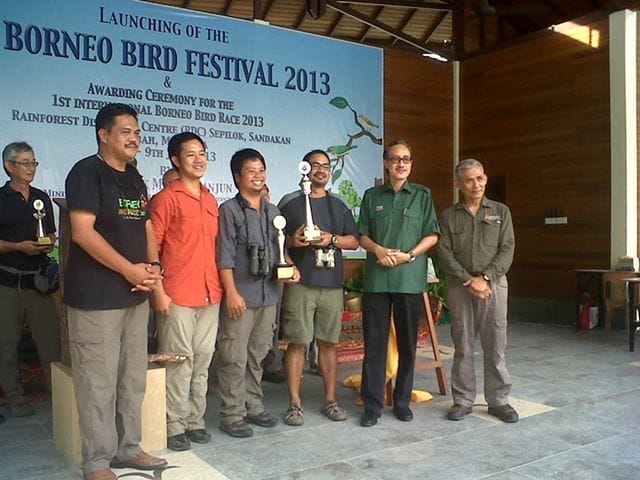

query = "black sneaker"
[487,404,519,423]
[167,433,191,451]
[447,404,472,421]
[186,428,211,443]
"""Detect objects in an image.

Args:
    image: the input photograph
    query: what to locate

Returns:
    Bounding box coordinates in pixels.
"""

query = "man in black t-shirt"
[0,141,60,418]
[278,149,359,426]
[64,104,166,480]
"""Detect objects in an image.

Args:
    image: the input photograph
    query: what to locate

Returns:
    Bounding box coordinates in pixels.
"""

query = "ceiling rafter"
[326,0,441,54]
[336,0,452,10]
[360,6,386,41]
[421,10,449,42]
[391,8,418,45]
[222,0,234,16]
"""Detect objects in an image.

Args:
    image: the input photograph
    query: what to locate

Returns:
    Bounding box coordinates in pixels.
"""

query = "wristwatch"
[331,235,339,247]
[482,273,490,282]
[149,261,165,275]
[407,250,416,263]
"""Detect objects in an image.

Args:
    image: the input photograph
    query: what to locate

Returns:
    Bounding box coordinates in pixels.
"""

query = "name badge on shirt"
[375,205,384,212]
[484,214,502,225]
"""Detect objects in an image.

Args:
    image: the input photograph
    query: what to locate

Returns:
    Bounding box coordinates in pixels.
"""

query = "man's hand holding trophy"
[33,199,53,251]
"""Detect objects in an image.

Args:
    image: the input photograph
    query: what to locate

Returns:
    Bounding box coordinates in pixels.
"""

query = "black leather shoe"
[487,404,519,423]
[186,428,211,443]
[360,411,379,427]
[220,419,254,438]
[167,433,191,451]
[393,406,414,422]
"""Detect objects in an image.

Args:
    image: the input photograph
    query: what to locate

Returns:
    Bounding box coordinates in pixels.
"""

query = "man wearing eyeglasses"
[0,142,61,419]
[277,149,359,426]
[358,139,440,427]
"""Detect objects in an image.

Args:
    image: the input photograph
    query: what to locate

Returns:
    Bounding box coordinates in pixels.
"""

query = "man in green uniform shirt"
[358,139,440,427]
[438,158,518,423]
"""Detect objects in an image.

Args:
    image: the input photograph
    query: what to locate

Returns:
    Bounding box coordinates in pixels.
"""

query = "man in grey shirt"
[437,158,517,423]
[216,148,299,438]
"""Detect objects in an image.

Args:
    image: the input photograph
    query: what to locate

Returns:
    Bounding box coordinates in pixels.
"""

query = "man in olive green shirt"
[358,139,440,427]
[438,158,517,423]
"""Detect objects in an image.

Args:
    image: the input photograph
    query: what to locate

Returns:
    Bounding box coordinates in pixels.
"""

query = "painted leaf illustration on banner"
[326,96,382,185]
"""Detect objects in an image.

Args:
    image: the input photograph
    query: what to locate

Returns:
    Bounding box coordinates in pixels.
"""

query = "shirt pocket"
[402,209,423,242]
[451,229,468,254]
[371,209,391,238]
[482,221,500,247]
[174,212,199,244]
[205,205,219,238]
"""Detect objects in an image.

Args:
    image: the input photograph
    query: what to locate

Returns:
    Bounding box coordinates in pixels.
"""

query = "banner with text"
[0,0,383,215]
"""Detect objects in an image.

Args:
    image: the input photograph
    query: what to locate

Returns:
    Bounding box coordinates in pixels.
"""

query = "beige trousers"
[67,303,148,474]
[156,302,220,437]
[216,304,276,424]
[448,276,512,408]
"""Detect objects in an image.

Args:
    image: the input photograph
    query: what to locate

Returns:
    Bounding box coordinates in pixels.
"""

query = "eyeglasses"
[388,156,412,165]
[10,160,39,168]
[310,162,331,171]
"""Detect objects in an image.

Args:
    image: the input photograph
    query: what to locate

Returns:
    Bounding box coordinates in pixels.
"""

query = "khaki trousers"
[156,302,220,437]
[0,285,60,403]
[67,303,148,474]
[448,276,512,408]
[216,304,276,424]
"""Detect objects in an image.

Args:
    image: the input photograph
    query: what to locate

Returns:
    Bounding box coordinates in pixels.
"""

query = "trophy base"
[304,231,322,245]
[37,236,53,245]
[276,264,295,280]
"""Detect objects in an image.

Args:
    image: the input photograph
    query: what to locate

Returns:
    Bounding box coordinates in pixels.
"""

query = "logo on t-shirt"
[117,194,148,220]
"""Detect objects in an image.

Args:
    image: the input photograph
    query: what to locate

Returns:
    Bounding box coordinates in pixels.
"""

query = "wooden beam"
[336,0,452,10]
[391,8,418,45]
[421,10,449,42]
[294,4,308,28]
[451,0,463,59]
[222,0,234,16]
[263,0,275,19]
[253,0,263,20]
[328,11,345,35]
[360,6,386,41]
[326,0,444,55]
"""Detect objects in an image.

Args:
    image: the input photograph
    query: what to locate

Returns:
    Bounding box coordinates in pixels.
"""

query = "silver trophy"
[298,161,322,244]
[273,215,295,279]
[33,199,52,245]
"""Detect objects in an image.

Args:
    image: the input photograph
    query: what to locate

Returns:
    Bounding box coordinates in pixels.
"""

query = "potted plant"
[343,273,363,312]
[426,256,448,324]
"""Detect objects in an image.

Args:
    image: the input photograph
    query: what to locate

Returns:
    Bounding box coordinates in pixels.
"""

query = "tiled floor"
[1,319,639,480]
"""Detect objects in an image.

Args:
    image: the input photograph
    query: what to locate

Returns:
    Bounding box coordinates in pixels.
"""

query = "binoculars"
[314,247,335,269]
[249,244,270,277]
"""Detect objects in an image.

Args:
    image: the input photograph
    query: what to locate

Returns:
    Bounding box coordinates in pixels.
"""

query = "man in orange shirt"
[149,132,222,451]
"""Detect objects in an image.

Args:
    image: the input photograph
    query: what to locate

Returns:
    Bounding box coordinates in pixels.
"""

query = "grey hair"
[2,141,34,176]
[455,158,484,179]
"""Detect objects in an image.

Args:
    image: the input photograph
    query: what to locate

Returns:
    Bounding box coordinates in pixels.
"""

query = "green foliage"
[337,179,362,210]
[344,273,363,293]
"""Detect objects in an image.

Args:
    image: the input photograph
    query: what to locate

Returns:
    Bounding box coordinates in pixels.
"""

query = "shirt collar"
[382,180,414,194]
